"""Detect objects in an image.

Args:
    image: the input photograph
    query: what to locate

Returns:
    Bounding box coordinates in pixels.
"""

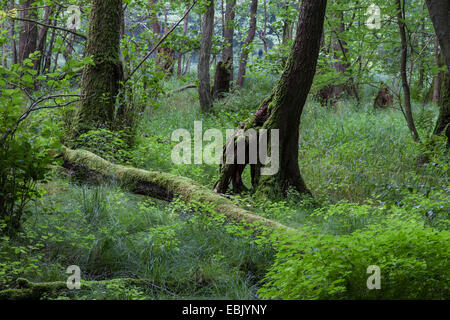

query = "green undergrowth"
[0,177,274,299]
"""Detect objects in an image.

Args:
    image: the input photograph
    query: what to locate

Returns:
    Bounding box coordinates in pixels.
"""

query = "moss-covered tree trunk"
[214,0,328,197]
[426,0,450,144]
[434,70,450,143]
[75,0,124,136]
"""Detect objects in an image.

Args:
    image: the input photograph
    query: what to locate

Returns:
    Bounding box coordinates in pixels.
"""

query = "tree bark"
[433,36,442,103]
[214,0,328,197]
[34,6,53,73]
[212,0,236,99]
[433,70,450,142]
[426,0,450,74]
[237,0,258,87]
[18,0,38,64]
[396,0,420,143]
[222,0,236,74]
[177,12,190,77]
[426,0,450,144]
[75,0,124,136]
[9,0,17,65]
[198,0,215,112]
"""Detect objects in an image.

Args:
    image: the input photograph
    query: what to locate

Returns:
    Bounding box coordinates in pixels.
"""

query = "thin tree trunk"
[9,0,17,65]
[222,0,236,68]
[198,0,215,112]
[260,0,268,53]
[433,36,442,103]
[215,0,328,197]
[177,12,189,77]
[43,8,59,73]
[396,0,420,143]
[213,0,236,98]
[237,0,258,87]
[34,6,53,73]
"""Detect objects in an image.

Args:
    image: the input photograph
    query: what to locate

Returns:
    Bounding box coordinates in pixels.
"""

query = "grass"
[1,76,448,300]
[3,177,273,299]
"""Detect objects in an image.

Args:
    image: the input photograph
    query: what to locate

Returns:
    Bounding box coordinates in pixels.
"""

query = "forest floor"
[1,77,448,300]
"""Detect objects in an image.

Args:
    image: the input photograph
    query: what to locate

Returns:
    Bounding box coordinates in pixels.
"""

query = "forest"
[0,0,448,301]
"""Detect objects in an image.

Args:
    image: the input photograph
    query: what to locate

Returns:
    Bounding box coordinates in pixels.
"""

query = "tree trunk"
[433,37,442,103]
[18,0,38,64]
[237,0,258,87]
[43,7,60,73]
[198,0,215,113]
[426,0,450,144]
[222,0,236,75]
[396,0,420,143]
[433,70,450,142]
[9,0,17,65]
[426,0,450,74]
[212,0,236,99]
[34,6,53,73]
[177,12,189,77]
[214,0,328,197]
[75,0,124,136]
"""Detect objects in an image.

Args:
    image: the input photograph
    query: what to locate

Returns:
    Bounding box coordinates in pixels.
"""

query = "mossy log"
[62,147,293,232]
[0,277,171,300]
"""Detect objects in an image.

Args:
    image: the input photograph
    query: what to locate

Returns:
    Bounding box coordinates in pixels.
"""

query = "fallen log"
[62,147,294,232]
[166,84,197,96]
[0,277,176,300]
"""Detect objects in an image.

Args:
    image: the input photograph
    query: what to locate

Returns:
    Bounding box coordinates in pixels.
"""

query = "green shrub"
[259,214,450,300]
[75,129,131,163]
[0,62,60,236]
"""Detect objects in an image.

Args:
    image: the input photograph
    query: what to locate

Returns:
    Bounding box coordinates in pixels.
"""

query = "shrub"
[258,214,450,300]
[75,129,131,163]
[0,62,60,236]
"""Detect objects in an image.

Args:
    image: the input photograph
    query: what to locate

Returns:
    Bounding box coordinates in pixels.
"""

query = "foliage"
[75,129,131,164]
[259,212,449,300]
[0,62,61,236]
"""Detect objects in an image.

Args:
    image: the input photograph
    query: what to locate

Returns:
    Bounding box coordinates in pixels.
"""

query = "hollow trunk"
[237,0,258,88]
[214,0,328,197]
[397,0,420,143]
[75,0,124,136]
[198,0,215,112]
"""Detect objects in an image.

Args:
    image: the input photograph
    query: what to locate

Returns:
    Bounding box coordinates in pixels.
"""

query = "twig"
[11,16,86,40]
[125,1,197,83]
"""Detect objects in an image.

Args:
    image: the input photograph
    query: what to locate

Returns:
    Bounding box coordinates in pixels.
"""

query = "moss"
[75,0,124,136]
[0,278,175,300]
[62,147,294,232]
